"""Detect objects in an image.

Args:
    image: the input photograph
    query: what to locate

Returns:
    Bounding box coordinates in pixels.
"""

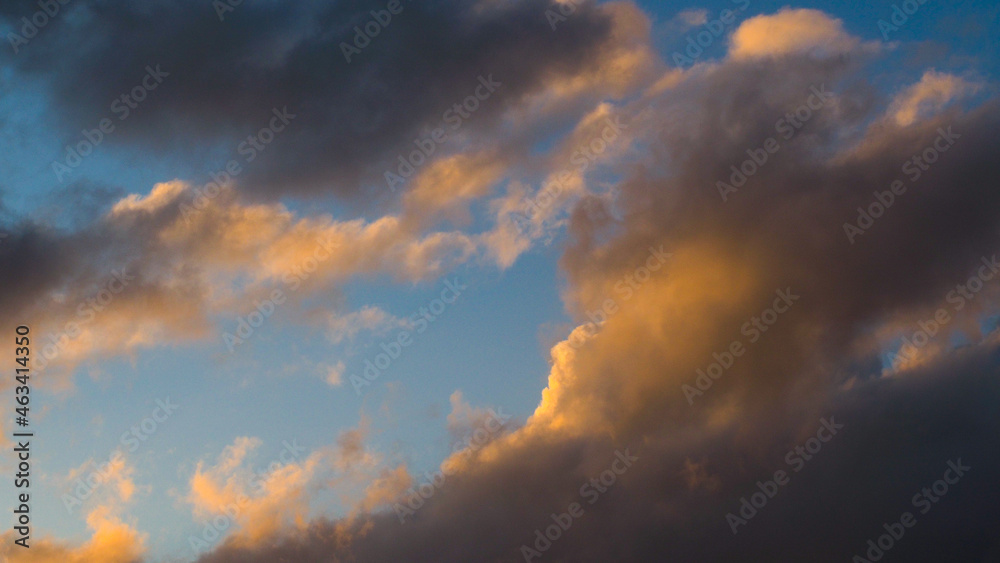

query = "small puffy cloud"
[403,151,507,225]
[674,9,708,29]
[889,70,981,126]
[322,361,346,387]
[61,454,140,507]
[729,8,865,60]
[326,306,407,345]
[481,182,538,269]
[445,390,497,437]
[186,435,324,546]
[109,181,188,217]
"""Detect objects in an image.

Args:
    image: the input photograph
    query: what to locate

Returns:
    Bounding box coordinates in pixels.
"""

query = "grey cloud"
[0,0,614,200]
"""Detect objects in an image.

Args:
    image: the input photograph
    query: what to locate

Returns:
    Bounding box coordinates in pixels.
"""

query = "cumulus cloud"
[728,8,869,60]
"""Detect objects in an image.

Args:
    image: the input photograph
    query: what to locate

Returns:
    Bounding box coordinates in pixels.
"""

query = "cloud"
[674,9,709,29]
[445,390,499,438]
[0,179,487,386]
[326,306,407,345]
[0,0,665,390]
[186,435,319,546]
[728,8,868,60]
[0,0,620,200]
[480,100,636,268]
[185,421,382,550]
[357,465,413,514]
[888,70,982,126]
[403,150,507,225]
[1,458,146,563]
[322,361,346,387]
[192,7,1000,562]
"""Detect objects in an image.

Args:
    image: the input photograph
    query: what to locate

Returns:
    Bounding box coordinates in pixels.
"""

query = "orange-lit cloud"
[729,8,868,60]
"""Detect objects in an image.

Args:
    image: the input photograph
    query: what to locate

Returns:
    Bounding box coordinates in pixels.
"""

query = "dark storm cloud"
[195,359,1000,563]
[0,0,614,199]
[0,221,84,315]
[0,194,166,330]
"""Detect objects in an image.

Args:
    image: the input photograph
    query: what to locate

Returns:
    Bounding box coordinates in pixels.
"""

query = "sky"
[0,0,999,562]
